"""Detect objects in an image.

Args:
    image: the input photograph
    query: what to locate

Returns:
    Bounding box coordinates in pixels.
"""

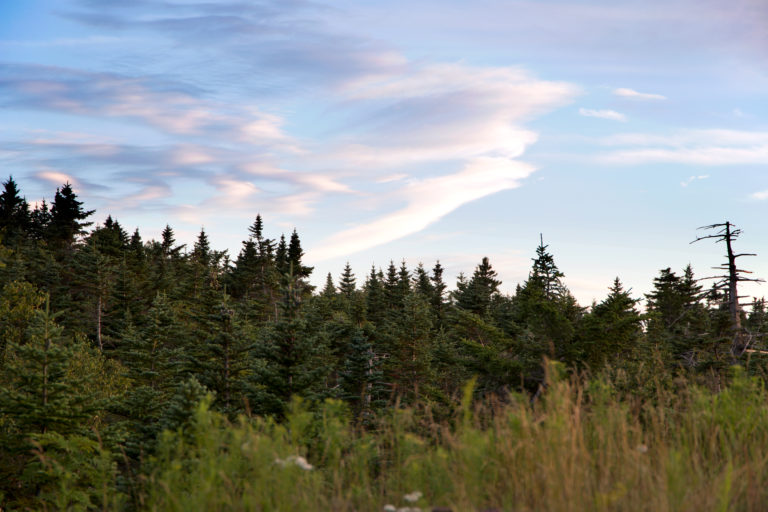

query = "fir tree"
[365,266,385,325]
[49,183,94,248]
[0,176,30,245]
[339,262,356,298]
[29,199,52,241]
[287,229,313,279]
[578,278,643,370]
[0,299,100,436]
[454,257,501,316]
[275,234,288,275]
[339,329,386,423]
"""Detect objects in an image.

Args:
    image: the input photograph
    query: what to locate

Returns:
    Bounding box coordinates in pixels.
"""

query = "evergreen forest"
[2,176,768,511]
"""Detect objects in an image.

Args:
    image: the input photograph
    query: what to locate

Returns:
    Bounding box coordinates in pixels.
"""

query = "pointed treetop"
[249,214,264,241]
[339,262,356,297]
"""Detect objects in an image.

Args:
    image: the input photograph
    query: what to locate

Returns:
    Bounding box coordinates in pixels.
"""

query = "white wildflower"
[403,491,423,503]
[383,505,397,512]
[274,455,314,470]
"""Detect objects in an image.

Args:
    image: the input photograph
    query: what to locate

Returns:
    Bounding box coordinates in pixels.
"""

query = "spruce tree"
[287,229,313,279]
[0,176,30,245]
[454,257,501,316]
[578,278,643,369]
[645,266,709,364]
[339,262,356,298]
[0,299,99,437]
[365,266,385,325]
[275,234,288,274]
[48,183,94,248]
[339,329,386,423]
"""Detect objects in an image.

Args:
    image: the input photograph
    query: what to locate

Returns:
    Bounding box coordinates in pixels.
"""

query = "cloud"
[1,1,583,257]
[681,175,709,187]
[613,88,666,100]
[579,108,627,122]
[35,169,77,187]
[0,35,129,47]
[0,64,299,149]
[376,173,408,184]
[752,190,768,200]
[309,158,536,261]
[596,129,768,165]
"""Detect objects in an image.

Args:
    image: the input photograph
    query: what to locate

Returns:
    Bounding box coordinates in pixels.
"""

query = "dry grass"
[145,365,768,511]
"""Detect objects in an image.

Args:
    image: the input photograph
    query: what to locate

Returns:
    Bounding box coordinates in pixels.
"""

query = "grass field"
[142,364,768,512]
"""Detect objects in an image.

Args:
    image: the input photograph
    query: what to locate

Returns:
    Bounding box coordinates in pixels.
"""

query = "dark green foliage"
[578,278,643,370]
[339,261,356,298]
[454,257,501,316]
[0,176,31,246]
[0,280,45,363]
[0,300,100,437]
[2,177,767,510]
[339,329,387,423]
[288,228,313,279]
[247,272,331,416]
[275,234,288,274]
[49,183,94,248]
[645,265,710,364]
[512,241,583,366]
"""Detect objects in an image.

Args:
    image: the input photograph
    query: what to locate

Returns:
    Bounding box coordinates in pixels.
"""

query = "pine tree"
[0,281,46,363]
[161,225,184,259]
[578,278,642,370]
[431,261,447,321]
[287,229,313,279]
[29,199,52,241]
[339,262,356,298]
[185,297,254,414]
[413,263,434,298]
[387,292,435,404]
[248,272,330,415]
[89,215,128,258]
[513,240,582,365]
[454,257,501,316]
[48,183,94,248]
[321,272,336,298]
[384,261,404,312]
[275,234,288,274]
[339,329,386,423]
[645,266,709,364]
[365,266,385,325]
[0,299,100,436]
[529,236,566,301]
[0,176,30,245]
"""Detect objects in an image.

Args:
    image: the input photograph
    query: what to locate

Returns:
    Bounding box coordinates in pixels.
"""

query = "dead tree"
[691,221,764,356]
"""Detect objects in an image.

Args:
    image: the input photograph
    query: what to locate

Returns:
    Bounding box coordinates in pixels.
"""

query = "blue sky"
[2,0,768,304]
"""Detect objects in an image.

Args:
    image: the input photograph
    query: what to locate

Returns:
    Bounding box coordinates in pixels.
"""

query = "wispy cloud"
[681,175,709,187]
[579,108,627,122]
[309,158,536,261]
[2,0,582,256]
[613,87,666,100]
[596,129,768,165]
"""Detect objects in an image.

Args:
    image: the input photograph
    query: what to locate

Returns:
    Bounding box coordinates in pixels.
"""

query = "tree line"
[0,176,765,509]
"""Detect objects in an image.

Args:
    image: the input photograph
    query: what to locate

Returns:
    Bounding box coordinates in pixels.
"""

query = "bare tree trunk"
[97,295,103,352]
[724,222,742,332]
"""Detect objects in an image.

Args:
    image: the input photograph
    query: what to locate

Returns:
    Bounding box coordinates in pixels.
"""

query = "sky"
[1,0,768,306]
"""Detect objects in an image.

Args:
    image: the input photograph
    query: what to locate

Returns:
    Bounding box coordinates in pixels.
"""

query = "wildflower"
[403,490,423,503]
[274,455,314,470]
[636,444,648,454]
[383,505,397,512]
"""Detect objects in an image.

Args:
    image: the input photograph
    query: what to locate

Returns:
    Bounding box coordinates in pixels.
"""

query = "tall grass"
[144,365,768,511]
